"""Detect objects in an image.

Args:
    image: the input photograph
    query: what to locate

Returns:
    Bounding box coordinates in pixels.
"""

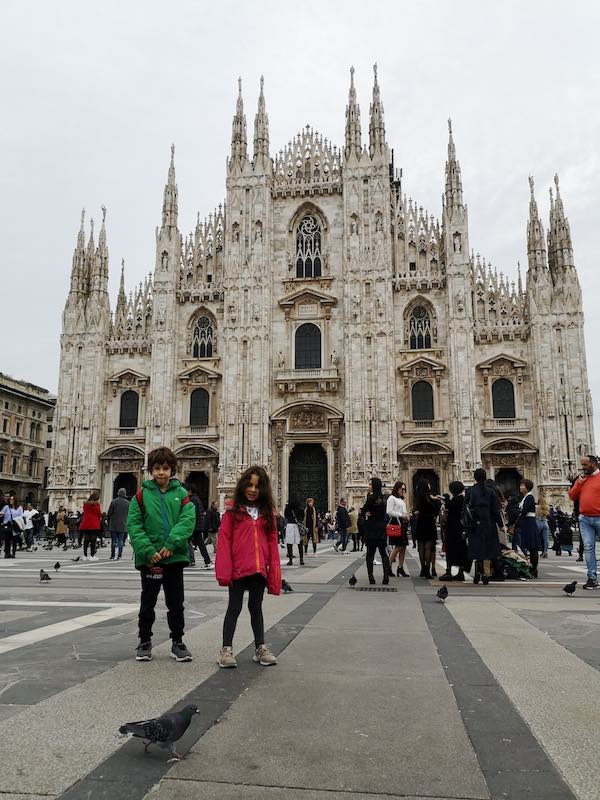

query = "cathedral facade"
[48,67,595,513]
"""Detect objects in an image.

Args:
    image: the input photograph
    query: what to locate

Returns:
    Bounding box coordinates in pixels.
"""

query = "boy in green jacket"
[127,447,196,662]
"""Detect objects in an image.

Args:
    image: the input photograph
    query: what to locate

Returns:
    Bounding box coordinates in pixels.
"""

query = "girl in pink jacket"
[216,466,281,668]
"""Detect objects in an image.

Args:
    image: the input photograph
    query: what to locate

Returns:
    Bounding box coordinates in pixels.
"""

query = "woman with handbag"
[386,481,409,577]
[1,495,24,559]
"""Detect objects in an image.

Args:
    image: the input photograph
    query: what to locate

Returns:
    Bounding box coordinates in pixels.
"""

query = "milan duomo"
[48,66,595,514]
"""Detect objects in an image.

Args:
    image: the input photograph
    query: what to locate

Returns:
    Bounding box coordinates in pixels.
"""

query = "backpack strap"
[135,488,144,515]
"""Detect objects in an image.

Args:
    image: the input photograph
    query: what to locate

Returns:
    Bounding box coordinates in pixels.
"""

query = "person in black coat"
[361,477,391,585]
[414,478,442,578]
[439,481,471,581]
[466,469,503,585]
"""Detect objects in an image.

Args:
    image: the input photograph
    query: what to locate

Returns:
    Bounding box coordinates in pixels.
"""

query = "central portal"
[288,444,328,515]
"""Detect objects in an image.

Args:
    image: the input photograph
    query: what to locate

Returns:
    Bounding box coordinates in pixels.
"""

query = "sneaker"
[202,562,214,570]
[135,641,152,661]
[170,641,193,661]
[583,578,599,590]
[89,556,98,562]
[218,646,238,668]
[82,555,88,561]
[374,559,381,565]
[253,644,277,666]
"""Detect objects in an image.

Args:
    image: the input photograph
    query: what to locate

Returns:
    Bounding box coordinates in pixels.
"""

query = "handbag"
[386,515,402,538]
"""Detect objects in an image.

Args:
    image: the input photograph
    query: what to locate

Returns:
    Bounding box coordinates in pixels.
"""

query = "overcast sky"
[2,0,599,437]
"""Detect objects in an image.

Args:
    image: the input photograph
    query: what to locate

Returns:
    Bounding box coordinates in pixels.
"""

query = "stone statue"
[453,232,462,253]
[277,350,285,368]
[330,350,338,366]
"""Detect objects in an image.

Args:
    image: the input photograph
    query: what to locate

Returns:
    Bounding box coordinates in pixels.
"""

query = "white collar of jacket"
[519,491,534,510]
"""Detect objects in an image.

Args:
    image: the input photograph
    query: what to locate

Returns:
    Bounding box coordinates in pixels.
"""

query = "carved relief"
[290,407,326,430]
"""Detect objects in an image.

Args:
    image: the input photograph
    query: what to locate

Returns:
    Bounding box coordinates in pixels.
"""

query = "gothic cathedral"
[48,66,595,513]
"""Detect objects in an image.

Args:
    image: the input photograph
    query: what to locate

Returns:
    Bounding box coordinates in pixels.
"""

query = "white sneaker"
[218,646,237,668]
[82,555,88,561]
[253,644,277,666]
[90,556,98,561]
[202,563,215,570]
[374,559,381,565]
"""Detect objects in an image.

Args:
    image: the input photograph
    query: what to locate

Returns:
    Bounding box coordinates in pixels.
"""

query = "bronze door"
[288,444,328,515]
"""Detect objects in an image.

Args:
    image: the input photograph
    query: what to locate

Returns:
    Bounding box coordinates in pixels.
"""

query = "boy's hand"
[149,551,162,565]
[158,547,173,559]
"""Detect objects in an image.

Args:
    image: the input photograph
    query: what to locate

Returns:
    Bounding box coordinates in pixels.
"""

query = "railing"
[276,368,339,381]
[481,418,529,434]
[177,425,218,439]
[107,427,146,438]
[401,420,446,432]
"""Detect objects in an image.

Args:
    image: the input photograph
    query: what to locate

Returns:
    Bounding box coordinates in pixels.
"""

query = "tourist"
[1,495,23,559]
[127,446,196,661]
[467,469,503,585]
[334,499,351,552]
[185,484,213,569]
[536,494,550,559]
[205,500,221,552]
[80,493,103,561]
[361,477,391,585]
[347,506,359,551]
[284,498,303,566]
[511,479,541,578]
[54,505,68,548]
[107,488,130,560]
[303,498,319,556]
[414,478,442,579]
[216,466,281,668]
[439,481,471,581]
[386,481,409,577]
[568,454,600,589]
[23,502,39,550]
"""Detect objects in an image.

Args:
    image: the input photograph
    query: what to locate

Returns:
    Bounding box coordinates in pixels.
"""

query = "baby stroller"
[499,547,532,580]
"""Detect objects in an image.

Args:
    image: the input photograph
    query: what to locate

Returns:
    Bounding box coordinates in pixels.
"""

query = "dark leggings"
[83,532,98,557]
[365,541,390,578]
[223,574,266,649]
[418,540,434,572]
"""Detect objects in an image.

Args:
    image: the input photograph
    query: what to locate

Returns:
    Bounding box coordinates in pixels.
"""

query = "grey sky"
[3,0,600,437]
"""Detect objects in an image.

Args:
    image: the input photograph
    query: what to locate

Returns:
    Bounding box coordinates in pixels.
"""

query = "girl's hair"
[8,494,18,507]
[369,477,383,498]
[87,492,100,502]
[521,478,534,492]
[449,480,464,497]
[391,481,406,497]
[414,478,432,505]
[233,466,275,531]
[537,494,549,515]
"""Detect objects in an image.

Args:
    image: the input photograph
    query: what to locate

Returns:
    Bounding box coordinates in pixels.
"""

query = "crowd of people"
[2,448,598,669]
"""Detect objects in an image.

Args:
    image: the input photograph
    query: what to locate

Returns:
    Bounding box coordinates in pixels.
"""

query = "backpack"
[460,490,477,538]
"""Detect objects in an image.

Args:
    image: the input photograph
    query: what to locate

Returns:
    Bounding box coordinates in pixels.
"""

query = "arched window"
[119,390,139,429]
[412,381,434,421]
[409,305,432,349]
[295,323,322,369]
[190,388,209,427]
[492,378,515,419]
[296,215,322,278]
[191,316,214,358]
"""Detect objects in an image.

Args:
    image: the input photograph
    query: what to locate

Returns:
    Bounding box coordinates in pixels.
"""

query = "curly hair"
[233,465,275,531]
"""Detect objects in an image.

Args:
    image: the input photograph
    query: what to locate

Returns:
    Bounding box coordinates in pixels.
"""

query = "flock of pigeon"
[346,573,580,599]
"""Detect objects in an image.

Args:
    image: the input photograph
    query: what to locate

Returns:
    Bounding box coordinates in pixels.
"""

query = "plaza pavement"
[0,543,598,800]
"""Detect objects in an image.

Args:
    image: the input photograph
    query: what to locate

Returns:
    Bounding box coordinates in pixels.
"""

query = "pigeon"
[54,562,61,571]
[436,585,448,603]
[563,581,577,596]
[119,704,200,760]
[40,569,51,582]
[281,579,294,593]
[71,556,80,562]
[348,573,357,587]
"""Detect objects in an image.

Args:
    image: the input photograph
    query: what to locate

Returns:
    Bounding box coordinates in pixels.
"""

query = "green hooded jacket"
[127,478,196,569]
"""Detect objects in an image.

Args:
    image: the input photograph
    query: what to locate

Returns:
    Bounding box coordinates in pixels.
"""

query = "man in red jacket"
[568,454,600,590]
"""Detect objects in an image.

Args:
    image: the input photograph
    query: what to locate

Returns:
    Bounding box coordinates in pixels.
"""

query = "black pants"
[192,530,212,565]
[287,543,304,562]
[223,574,266,649]
[365,541,390,578]
[3,527,16,558]
[138,563,185,642]
[83,532,98,557]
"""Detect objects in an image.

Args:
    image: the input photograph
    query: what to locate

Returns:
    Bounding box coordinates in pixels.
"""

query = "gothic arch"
[287,201,329,234]
[287,202,329,279]
[186,307,217,358]
[403,296,437,349]
[271,399,343,421]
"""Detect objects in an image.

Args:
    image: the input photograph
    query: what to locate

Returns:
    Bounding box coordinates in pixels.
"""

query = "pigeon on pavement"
[71,556,80,562]
[40,569,51,582]
[436,585,448,602]
[348,573,357,587]
[563,581,577,596]
[54,562,61,571]
[281,579,294,593]
[119,704,200,760]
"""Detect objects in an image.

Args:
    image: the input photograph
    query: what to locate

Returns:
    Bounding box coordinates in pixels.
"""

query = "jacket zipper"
[252,519,260,573]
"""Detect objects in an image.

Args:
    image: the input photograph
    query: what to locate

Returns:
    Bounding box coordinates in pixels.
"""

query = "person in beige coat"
[347,507,359,551]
